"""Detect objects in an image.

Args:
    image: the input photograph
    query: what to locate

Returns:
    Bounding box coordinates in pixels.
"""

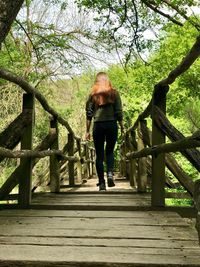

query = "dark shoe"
[107,172,115,187]
[97,183,106,191]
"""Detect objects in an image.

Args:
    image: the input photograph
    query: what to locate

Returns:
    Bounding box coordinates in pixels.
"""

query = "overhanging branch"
[141,0,183,26]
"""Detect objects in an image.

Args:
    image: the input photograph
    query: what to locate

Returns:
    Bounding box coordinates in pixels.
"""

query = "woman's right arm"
[114,91,124,134]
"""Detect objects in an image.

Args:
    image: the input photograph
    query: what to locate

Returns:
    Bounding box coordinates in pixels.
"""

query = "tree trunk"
[0,0,24,46]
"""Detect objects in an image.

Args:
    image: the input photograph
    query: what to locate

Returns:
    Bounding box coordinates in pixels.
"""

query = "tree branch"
[15,19,40,61]
[161,0,200,30]
[158,35,200,86]
[141,0,183,26]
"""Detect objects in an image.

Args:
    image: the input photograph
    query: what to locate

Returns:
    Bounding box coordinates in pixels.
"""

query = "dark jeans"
[93,120,118,184]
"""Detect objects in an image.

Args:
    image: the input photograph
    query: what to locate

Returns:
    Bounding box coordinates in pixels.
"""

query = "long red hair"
[91,72,116,106]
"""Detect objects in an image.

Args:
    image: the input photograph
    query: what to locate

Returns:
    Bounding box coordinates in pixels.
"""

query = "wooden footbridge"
[0,36,200,266]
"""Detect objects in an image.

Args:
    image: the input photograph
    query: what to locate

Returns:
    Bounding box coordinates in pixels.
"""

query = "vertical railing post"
[83,142,90,179]
[50,116,60,192]
[124,134,130,181]
[82,143,87,179]
[68,133,75,186]
[87,144,91,178]
[137,121,147,192]
[89,148,94,177]
[18,93,34,208]
[151,85,169,207]
[194,180,200,244]
[91,149,96,176]
[120,141,126,178]
[76,139,82,184]
[119,145,123,177]
[128,130,136,187]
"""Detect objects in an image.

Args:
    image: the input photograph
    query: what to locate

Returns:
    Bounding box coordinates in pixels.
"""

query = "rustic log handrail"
[121,34,200,213]
[126,130,200,159]
[154,105,200,172]
[140,122,195,196]
[0,91,95,204]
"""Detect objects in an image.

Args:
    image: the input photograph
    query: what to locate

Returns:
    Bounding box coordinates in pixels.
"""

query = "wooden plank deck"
[0,177,200,266]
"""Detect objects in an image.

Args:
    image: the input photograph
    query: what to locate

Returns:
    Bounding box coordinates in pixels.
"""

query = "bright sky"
[17,1,200,77]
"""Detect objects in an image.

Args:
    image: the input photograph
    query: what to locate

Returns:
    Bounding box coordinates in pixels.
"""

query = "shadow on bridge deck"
[0,176,200,266]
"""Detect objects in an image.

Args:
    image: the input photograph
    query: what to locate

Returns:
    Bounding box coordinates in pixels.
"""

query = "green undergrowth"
[165,198,193,207]
[165,188,193,207]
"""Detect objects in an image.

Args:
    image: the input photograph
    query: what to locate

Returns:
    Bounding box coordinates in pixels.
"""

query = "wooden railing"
[194,180,200,245]
[0,91,95,208]
[120,35,200,243]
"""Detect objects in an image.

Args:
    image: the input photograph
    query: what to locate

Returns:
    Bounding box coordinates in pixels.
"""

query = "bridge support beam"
[18,93,35,208]
[151,85,169,207]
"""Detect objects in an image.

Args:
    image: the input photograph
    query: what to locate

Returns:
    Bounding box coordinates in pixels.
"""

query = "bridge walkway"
[0,176,200,266]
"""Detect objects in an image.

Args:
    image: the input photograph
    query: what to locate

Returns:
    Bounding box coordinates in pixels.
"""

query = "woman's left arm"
[85,96,94,140]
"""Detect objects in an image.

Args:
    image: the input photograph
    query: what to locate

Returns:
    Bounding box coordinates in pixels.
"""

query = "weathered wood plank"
[0,225,197,240]
[0,216,190,227]
[0,209,182,218]
[0,245,200,266]
[0,236,198,248]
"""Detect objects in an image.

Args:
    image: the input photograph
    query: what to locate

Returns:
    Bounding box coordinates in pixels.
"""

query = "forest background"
[0,0,200,195]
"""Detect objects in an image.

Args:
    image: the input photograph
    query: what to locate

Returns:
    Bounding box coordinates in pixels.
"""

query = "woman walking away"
[85,72,123,191]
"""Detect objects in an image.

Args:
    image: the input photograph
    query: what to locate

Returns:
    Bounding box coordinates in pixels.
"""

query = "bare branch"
[158,35,200,86]
[161,0,200,30]
[15,19,40,61]
[141,0,183,26]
